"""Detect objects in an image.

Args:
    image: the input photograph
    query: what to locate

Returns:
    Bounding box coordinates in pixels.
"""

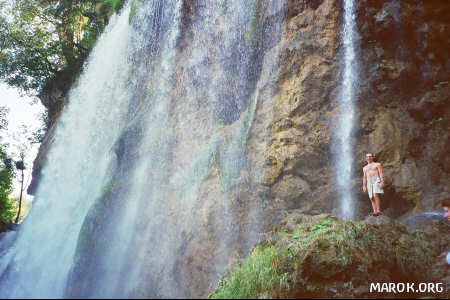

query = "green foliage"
[0,146,15,222]
[1,0,57,91]
[311,219,331,231]
[433,81,448,89]
[8,196,31,223]
[26,110,51,144]
[427,116,444,126]
[212,245,290,299]
[0,195,15,222]
[99,0,126,19]
[0,0,111,93]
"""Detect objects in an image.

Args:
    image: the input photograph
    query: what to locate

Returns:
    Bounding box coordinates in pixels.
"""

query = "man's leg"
[369,196,376,214]
[373,193,381,214]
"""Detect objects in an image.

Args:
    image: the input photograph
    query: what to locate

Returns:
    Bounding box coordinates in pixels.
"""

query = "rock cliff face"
[247,0,342,226]
[246,0,450,224]
[31,0,449,220]
[28,0,449,297]
[355,0,450,216]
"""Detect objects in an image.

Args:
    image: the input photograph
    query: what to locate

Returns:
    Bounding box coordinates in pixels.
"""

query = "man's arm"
[363,167,367,192]
[377,163,384,188]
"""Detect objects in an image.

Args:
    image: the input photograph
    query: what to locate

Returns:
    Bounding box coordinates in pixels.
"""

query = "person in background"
[442,198,450,265]
[363,153,385,216]
[442,198,450,221]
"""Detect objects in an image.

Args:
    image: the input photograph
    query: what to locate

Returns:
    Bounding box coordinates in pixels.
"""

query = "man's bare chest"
[365,164,378,173]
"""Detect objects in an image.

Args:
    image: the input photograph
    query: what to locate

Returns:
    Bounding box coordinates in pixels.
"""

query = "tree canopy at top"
[0,0,125,94]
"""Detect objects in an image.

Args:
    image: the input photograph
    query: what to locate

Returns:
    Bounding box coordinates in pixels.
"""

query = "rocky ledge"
[212,212,449,298]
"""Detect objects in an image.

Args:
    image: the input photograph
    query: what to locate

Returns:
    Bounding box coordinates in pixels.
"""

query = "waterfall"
[0,6,134,298]
[335,0,358,220]
[0,0,284,298]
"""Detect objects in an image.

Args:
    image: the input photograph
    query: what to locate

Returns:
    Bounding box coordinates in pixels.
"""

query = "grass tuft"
[212,216,441,298]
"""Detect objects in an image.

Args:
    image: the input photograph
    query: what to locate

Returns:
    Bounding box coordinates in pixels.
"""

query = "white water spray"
[0,7,133,298]
[0,0,285,298]
[336,0,358,220]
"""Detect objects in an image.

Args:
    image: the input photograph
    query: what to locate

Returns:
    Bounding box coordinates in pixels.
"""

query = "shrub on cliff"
[212,214,446,299]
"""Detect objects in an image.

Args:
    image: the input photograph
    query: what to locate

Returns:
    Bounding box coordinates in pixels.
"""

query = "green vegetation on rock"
[245,0,264,44]
[213,245,290,299]
[212,214,443,299]
[129,0,137,24]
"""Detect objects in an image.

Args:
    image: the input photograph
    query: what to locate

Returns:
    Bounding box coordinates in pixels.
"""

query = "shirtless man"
[363,153,385,216]
[442,198,450,265]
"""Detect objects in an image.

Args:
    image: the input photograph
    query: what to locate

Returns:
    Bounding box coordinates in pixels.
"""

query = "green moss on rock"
[212,214,446,299]
[245,0,264,44]
[129,0,137,24]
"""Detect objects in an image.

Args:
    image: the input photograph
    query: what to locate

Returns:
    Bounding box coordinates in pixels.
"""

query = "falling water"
[0,5,133,298]
[0,6,135,298]
[0,0,284,298]
[335,0,358,220]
